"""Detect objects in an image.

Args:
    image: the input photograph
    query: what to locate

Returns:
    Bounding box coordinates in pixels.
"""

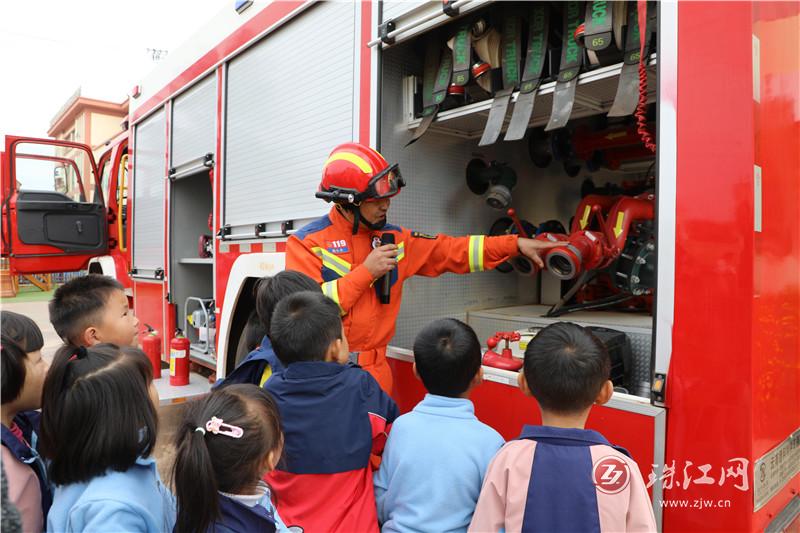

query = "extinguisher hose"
[636,0,656,153]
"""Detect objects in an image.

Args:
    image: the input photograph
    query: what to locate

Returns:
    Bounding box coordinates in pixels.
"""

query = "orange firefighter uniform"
[286,206,520,393]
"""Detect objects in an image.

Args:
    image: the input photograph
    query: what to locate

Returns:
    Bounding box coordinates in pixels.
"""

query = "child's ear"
[517,371,533,397]
[81,327,99,347]
[324,338,348,364]
[412,362,420,381]
[470,366,484,388]
[595,380,614,406]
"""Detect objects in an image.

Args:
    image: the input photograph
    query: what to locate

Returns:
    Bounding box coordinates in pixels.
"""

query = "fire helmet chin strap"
[340,204,387,234]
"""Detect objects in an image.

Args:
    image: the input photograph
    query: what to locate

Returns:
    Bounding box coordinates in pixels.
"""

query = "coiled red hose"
[636,0,656,153]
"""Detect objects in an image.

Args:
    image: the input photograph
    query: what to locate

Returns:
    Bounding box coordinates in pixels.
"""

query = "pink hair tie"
[68,346,88,362]
[205,416,243,438]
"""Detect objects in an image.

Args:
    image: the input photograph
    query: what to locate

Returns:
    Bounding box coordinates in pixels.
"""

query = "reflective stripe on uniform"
[396,241,405,262]
[468,235,486,272]
[312,247,352,277]
[322,280,346,315]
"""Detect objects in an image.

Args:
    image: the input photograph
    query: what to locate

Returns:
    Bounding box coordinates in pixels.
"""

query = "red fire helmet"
[316,143,405,204]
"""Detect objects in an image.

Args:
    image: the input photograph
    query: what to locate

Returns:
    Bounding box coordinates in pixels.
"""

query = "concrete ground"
[1,292,189,483]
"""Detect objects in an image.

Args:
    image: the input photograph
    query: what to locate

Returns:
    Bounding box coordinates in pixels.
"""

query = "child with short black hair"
[1,311,51,533]
[48,274,139,347]
[172,384,286,533]
[221,270,320,388]
[41,343,175,532]
[265,291,398,532]
[374,318,503,533]
[470,322,656,532]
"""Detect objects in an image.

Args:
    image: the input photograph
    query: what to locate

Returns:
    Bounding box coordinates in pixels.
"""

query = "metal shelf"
[407,54,657,139]
[189,346,216,368]
[179,257,213,264]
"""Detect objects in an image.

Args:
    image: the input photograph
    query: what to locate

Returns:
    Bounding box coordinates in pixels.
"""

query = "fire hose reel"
[466,159,517,210]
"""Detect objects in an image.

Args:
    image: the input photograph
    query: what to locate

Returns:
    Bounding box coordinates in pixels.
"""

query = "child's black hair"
[39,343,157,485]
[235,310,267,364]
[523,322,611,414]
[1,311,45,405]
[1,336,28,405]
[255,270,320,334]
[172,384,283,533]
[0,310,44,353]
[413,318,482,398]
[269,291,343,365]
[48,274,125,345]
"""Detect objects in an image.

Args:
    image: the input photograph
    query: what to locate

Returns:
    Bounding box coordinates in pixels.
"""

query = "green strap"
[622,2,641,64]
[500,14,521,90]
[433,47,453,105]
[451,23,471,86]
[558,1,583,83]
[583,0,614,51]
[519,4,549,94]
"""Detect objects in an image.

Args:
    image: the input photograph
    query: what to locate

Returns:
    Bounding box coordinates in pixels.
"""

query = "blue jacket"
[215,336,284,388]
[46,457,175,533]
[1,411,52,522]
[374,394,504,533]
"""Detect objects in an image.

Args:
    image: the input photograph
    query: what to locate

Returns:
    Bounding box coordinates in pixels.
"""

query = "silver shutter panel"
[224,2,356,228]
[132,108,166,274]
[171,74,217,168]
[381,1,428,22]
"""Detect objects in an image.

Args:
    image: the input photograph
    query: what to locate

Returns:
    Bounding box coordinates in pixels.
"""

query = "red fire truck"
[2,1,798,530]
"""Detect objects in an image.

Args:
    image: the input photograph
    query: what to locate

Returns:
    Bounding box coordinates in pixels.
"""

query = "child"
[374,318,504,533]
[221,270,320,388]
[264,291,399,532]
[48,274,139,347]
[40,343,175,532]
[172,384,286,532]
[1,311,51,533]
[469,322,656,532]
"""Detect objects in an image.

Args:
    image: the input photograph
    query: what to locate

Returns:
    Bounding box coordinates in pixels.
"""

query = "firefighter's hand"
[364,244,399,279]
[517,237,566,269]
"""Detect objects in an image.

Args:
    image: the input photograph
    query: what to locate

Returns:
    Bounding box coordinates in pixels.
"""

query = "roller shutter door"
[171,74,216,169]
[224,2,356,228]
[132,108,166,275]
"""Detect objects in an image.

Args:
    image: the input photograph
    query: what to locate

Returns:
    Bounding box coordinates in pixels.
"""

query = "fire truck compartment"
[378,4,659,402]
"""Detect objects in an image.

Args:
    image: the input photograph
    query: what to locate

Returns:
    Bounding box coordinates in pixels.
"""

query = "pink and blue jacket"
[469,425,656,533]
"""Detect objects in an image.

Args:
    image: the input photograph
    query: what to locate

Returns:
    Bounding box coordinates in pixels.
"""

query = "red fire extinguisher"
[170,329,190,386]
[141,325,162,379]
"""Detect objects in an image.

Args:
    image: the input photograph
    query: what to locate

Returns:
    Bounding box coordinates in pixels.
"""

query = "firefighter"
[286,142,563,393]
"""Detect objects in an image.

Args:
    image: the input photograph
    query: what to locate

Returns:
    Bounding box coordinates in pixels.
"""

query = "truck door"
[1,136,108,273]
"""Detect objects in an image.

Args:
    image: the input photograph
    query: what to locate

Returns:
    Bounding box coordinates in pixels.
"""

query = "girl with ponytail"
[40,343,174,533]
[171,384,286,533]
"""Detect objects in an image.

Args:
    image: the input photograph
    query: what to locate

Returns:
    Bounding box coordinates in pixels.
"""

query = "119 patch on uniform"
[326,239,349,254]
[412,231,436,239]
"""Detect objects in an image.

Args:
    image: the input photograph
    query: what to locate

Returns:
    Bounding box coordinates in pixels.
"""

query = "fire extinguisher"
[170,329,190,386]
[141,325,162,379]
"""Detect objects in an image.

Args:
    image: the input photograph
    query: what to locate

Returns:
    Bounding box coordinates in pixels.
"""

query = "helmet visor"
[368,164,405,200]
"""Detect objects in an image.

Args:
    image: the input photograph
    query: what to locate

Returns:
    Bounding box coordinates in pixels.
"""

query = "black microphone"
[379,233,395,304]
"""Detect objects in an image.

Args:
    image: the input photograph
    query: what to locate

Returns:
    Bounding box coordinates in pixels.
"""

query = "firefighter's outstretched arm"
[409,233,563,277]
[286,237,396,314]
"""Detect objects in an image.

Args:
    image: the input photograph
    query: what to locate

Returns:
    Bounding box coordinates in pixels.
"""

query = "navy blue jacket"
[207,495,277,533]
[216,336,284,388]
[264,361,399,532]
[1,411,52,522]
